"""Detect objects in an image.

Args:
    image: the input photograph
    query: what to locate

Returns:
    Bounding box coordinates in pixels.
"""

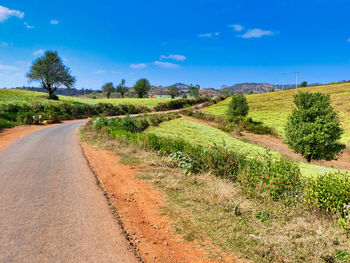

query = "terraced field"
[204,83,350,143]
[0,89,171,107]
[146,118,336,177]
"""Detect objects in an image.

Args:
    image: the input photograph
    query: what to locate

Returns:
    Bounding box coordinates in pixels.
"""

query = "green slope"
[146,118,337,177]
[204,83,350,143]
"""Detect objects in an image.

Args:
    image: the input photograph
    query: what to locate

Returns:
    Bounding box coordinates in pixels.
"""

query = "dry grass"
[81,126,350,263]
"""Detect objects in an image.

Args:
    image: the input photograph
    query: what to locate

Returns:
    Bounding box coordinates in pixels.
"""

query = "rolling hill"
[204,82,350,144]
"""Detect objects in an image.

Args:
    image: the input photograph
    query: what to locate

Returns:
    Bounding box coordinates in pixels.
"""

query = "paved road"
[0,121,138,263]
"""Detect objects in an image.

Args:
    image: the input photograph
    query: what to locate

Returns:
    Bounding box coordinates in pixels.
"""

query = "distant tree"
[102,82,115,99]
[168,85,179,99]
[226,94,249,121]
[26,51,76,100]
[133,78,151,98]
[285,92,345,162]
[248,90,254,95]
[188,84,200,97]
[116,79,128,98]
[299,81,308,88]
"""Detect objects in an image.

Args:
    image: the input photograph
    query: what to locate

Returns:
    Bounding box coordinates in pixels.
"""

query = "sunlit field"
[0,89,172,107]
[146,118,336,177]
[204,82,350,143]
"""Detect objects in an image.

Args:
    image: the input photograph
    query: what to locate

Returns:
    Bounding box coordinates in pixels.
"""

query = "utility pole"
[295,72,299,94]
[281,73,286,90]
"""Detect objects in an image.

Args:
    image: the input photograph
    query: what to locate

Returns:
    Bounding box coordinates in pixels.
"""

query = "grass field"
[204,83,350,144]
[0,89,171,107]
[146,118,336,177]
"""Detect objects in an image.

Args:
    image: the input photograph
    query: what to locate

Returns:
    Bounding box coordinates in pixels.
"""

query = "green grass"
[146,118,337,177]
[0,89,171,107]
[204,83,350,144]
[146,118,278,158]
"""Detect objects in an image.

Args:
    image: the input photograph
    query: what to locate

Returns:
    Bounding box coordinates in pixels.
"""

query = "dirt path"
[0,121,138,263]
[81,142,238,263]
[182,115,350,171]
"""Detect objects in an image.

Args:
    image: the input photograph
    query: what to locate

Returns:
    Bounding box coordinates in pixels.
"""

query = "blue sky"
[1,0,350,90]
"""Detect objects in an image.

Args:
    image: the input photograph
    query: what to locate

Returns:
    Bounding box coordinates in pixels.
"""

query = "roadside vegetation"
[0,89,213,131]
[82,113,350,263]
[146,117,335,177]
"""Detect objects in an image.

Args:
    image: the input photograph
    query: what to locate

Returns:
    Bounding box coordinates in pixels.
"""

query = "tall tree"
[188,84,200,97]
[168,85,179,99]
[133,78,151,98]
[116,79,128,98]
[26,51,76,100]
[102,82,115,99]
[285,92,345,162]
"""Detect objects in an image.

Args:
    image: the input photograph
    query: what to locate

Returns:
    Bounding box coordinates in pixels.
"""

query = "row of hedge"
[92,112,179,132]
[90,115,350,223]
[0,102,151,128]
[180,108,277,136]
[154,96,211,111]
[0,96,216,131]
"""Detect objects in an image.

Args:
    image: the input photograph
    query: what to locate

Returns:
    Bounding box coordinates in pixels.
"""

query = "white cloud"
[228,24,244,32]
[24,22,35,29]
[33,49,44,56]
[160,54,186,61]
[0,5,24,22]
[153,61,179,68]
[130,63,147,69]
[0,64,18,71]
[50,20,59,25]
[93,70,106,74]
[197,32,219,38]
[347,38,350,43]
[238,28,274,39]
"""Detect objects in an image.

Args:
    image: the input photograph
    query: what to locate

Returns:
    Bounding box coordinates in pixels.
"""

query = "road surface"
[0,121,139,263]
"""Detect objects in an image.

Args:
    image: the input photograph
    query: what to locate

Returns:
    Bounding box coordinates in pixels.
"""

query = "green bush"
[153,97,210,111]
[240,117,277,136]
[181,109,276,136]
[227,94,249,121]
[0,118,15,130]
[92,113,179,134]
[16,111,37,125]
[203,145,244,181]
[239,157,303,201]
[306,171,350,213]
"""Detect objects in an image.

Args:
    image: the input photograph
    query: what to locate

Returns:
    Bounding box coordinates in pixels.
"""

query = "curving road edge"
[0,121,139,263]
